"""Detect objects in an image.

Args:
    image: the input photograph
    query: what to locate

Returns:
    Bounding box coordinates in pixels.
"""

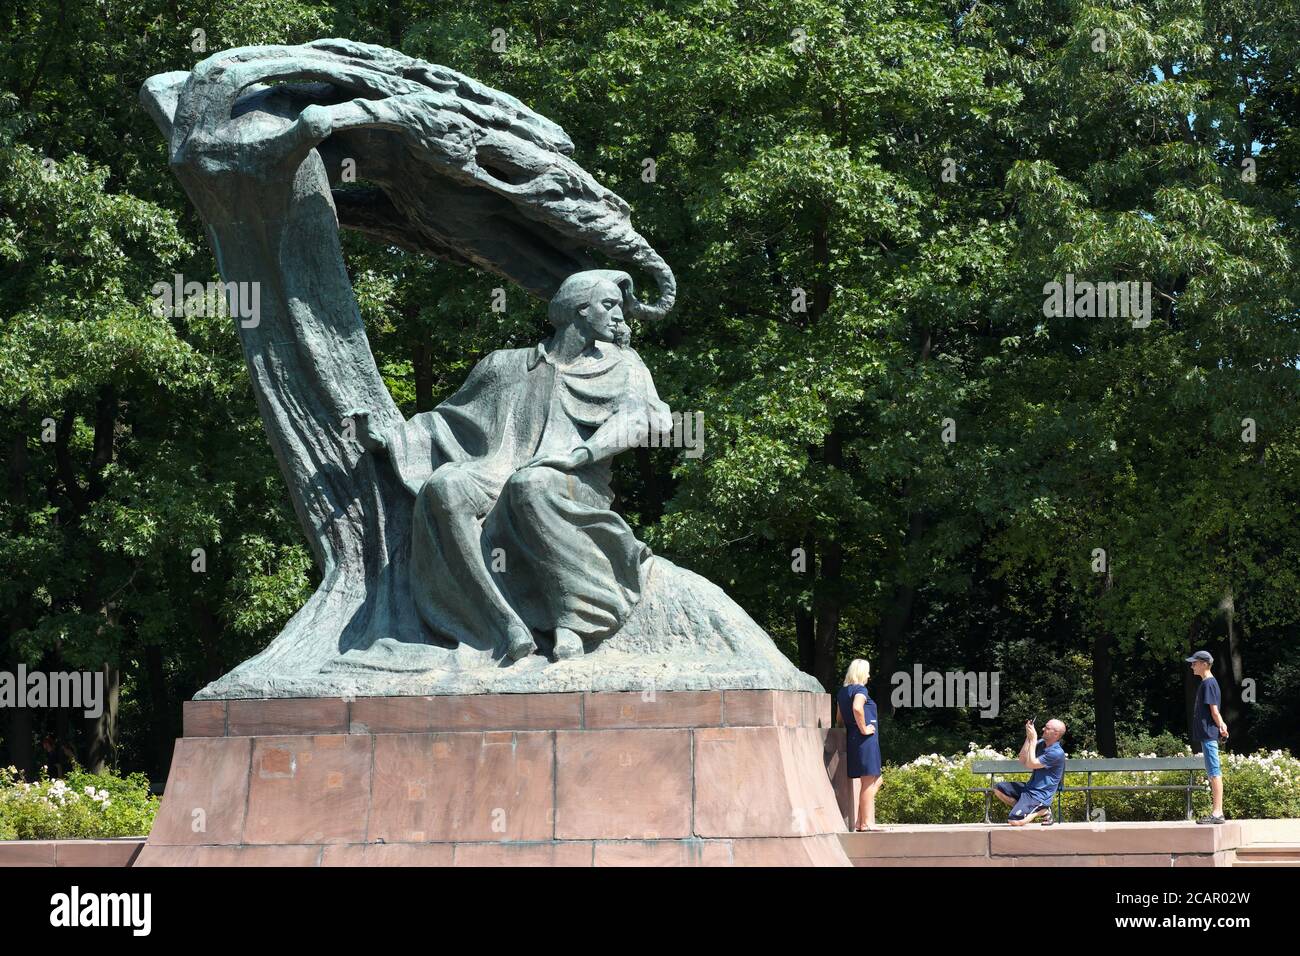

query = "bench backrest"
[971,757,1203,774]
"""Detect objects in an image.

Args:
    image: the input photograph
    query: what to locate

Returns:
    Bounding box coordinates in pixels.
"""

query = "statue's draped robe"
[384,340,671,651]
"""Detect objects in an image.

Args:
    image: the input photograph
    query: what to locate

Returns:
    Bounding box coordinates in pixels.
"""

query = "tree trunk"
[52,682,72,776]
[635,446,663,522]
[876,507,922,710]
[874,327,932,707]
[812,431,844,691]
[145,644,175,781]
[1219,590,1245,745]
[4,692,33,777]
[1092,626,1117,756]
[1184,617,1201,751]
[412,338,435,413]
[81,664,120,774]
[4,416,34,775]
[793,530,815,674]
[1092,571,1117,756]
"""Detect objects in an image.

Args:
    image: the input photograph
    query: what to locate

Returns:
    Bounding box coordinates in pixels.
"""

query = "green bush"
[1115,730,1189,758]
[0,765,158,840]
[1221,751,1300,821]
[875,746,1300,824]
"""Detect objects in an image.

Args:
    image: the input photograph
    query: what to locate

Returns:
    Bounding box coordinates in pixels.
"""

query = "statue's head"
[548,270,635,346]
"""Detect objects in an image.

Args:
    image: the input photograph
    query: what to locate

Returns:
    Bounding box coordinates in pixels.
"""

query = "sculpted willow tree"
[141,39,818,697]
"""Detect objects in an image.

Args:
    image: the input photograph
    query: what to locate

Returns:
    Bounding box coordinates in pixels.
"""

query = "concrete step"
[1232,843,1300,866]
[1231,858,1300,867]
[1237,820,1300,844]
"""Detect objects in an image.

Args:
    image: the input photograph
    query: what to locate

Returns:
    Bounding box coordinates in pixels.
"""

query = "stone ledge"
[185,689,834,737]
[840,822,1245,867]
[135,835,849,867]
[0,838,146,867]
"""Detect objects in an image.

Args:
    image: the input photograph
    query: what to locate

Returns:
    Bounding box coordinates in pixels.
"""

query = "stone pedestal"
[136,690,850,866]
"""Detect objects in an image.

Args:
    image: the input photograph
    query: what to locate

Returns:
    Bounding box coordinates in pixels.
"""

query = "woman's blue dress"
[837,683,882,778]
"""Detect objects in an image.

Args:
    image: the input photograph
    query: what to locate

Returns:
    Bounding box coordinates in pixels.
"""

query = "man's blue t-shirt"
[1194,676,1222,742]
[1024,740,1066,803]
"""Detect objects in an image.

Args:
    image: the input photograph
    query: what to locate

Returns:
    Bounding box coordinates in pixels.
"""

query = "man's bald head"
[1043,719,1066,744]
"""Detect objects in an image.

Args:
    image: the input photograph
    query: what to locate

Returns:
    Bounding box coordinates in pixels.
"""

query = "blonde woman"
[836,659,882,831]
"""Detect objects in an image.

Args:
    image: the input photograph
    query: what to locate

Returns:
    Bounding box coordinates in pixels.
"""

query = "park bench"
[970,757,1208,823]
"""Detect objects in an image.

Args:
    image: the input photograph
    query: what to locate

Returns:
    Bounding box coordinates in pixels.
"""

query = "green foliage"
[876,749,1008,825]
[876,747,1300,824]
[0,765,157,840]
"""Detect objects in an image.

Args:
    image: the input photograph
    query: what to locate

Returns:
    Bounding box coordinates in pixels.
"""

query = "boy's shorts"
[1201,739,1222,778]
[995,781,1050,820]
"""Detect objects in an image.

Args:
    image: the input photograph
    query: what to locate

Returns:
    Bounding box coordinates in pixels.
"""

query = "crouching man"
[993,718,1067,826]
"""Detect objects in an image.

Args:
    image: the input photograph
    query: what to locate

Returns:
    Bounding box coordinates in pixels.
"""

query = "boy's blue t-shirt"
[1194,676,1222,742]
[1024,740,1066,803]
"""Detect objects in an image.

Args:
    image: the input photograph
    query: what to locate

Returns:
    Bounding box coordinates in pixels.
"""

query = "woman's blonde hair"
[843,658,871,687]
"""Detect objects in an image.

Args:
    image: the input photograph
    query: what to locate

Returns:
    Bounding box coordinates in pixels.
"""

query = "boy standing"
[1187,650,1229,824]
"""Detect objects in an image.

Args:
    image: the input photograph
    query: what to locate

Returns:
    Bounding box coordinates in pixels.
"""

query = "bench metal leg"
[985,777,992,824]
[1186,771,1194,820]
[1086,772,1092,821]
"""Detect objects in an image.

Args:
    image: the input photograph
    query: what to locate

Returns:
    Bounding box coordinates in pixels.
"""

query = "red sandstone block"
[182,700,227,737]
[730,834,852,866]
[722,690,778,726]
[55,840,145,867]
[555,728,692,840]
[593,840,734,866]
[427,694,582,731]
[582,691,723,729]
[1009,854,1171,867]
[0,841,56,866]
[227,697,348,736]
[368,731,552,843]
[244,735,371,845]
[694,726,842,838]
[350,696,434,734]
[148,736,252,845]
[134,844,323,866]
[800,693,833,729]
[1175,852,1226,867]
[321,843,455,866]
[990,822,1223,857]
[453,842,594,866]
[821,728,853,826]
[801,694,828,729]
[857,854,1013,867]
[775,691,805,727]
[788,725,849,833]
[723,690,806,727]
[839,827,990,859]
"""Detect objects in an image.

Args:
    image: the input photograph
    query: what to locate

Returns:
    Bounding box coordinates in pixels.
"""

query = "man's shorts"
[1201,739,1222,778]
[995,781,1050,820]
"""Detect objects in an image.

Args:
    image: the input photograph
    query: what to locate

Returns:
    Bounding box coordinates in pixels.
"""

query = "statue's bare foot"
[506,624,535,661]
[552,627,584,661]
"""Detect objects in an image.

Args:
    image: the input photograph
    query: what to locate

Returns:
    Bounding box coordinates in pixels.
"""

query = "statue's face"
[576,279,627,344]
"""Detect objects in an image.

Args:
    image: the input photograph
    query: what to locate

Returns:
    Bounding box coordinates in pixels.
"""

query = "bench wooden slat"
[970,757,1202,773]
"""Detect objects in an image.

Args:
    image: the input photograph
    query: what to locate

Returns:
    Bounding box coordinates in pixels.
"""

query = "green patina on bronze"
[141,39,819,698]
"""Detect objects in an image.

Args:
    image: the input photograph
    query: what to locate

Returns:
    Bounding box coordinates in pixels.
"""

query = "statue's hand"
[345,407,387,454]
[516,448,592,473]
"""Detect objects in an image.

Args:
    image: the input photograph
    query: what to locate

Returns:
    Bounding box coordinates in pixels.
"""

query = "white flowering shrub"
[875,746,1300,824]
[1221,750,1300,820]
[0,766,158,840]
